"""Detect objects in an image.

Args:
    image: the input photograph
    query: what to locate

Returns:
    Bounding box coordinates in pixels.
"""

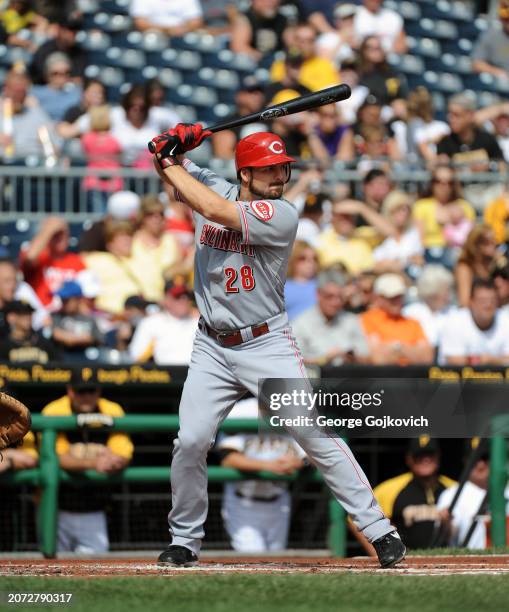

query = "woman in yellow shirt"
[130,195,181,302]
[412,165,475,255]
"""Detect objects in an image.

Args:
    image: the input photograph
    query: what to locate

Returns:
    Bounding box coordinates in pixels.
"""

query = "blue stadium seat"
[173,105,197,123]
[159,49,202,71]
[104,47,146,71]
[142,66,183,88]
[139,31,169,53]
[77,30,111,51]
[101,0,130,15]
[79,0,99,15]
[201,49,257,72]
[423,71,463,94]
[385,0,422,20]
[167,84,218,107]
[407,37,442,59]
[93,13,133,33]
[388,53,425,75]
[0,45,31,67]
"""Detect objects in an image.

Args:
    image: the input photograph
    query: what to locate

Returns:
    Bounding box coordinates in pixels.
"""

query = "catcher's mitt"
[0,392,31,451]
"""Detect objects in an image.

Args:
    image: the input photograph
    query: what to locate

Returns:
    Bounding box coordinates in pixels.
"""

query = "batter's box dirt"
[1,556,509,577]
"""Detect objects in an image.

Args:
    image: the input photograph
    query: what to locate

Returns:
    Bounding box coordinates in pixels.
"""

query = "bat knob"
[148,141,156,154]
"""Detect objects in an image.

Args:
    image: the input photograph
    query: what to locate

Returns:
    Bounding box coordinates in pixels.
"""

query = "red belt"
[203,320,270,347]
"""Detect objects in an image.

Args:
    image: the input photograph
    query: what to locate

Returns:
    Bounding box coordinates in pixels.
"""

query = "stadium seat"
[171,32,224,54]
[408,37,442,59]
[167,84,218,107]
[201,49,257,73]
[139,31,169,53]
[142,66,183,88]
[388,54,425,75]
[385,0,422,20]
[160,49,202,71]
[105,47,146,70]
[101,0,130,15]
[423,71,463,94]
[173,105,197,123]
[79,0,99,15]
[93,13,133,33]
[77,30,111,51]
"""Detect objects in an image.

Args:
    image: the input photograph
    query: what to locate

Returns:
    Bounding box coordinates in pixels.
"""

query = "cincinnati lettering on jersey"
[199,224,255,257]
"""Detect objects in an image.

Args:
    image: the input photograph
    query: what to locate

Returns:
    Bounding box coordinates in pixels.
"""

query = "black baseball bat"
[147,83,351,153]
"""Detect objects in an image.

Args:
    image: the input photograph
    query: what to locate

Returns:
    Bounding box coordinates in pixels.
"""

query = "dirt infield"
[2,556,509,577]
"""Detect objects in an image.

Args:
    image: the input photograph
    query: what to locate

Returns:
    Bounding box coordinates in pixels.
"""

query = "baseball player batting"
[149,121,406,569]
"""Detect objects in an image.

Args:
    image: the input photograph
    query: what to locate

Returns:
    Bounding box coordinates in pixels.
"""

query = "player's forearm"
[221,452,273,472]
[59,453,98,472]
[161,164,241,230]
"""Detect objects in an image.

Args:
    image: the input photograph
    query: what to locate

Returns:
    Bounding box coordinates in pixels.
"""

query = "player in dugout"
[149,122,406,568]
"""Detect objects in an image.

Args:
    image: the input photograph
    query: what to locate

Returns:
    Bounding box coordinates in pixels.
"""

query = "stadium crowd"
[1,0,509,554]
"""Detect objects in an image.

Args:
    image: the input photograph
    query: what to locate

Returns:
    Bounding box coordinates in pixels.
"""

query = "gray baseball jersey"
[177,158,298,330]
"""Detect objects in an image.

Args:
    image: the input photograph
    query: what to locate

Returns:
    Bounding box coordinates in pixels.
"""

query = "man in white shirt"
[130,0,204,36]
[354,0,407,54]
[439,279,509,365]
[128,279,198,365]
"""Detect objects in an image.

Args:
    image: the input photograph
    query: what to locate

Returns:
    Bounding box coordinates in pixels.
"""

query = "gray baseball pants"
[168,312,394,554]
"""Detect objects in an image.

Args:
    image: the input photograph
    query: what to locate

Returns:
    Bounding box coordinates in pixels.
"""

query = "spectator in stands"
[0,258,48,335]
[130,0,203,36]
[413,166,475,269]
[353,0,407,54]
[128,279,198,365]
[50,280,103,361]
[344,270,376,314]
[79,191,141,253]
[335,57,369,125]
[20,216,86,311]
[403,265,456,350]
[104,294,148,358]
[81,105,123,213]
[472,1,509,80]
[212,77,267,159]
[360,168,392,213]
[31,52,82,122]
[34,0,79,24]
[475,99,509,162]
[298,0,337,33]
[131,195,181,303]
[83,220,142,315]
[288,175,327,246]
[316,3,357,65]
[373,438,454,550]
[264,52,312,104]
[144,78,181,133]
[361,273,433,365]
[217,396,305,552]
[270,23,340,91]
[316,200,374,273]
[373,191,423,275]
[358,36,406,108]
[304,103,354,165]
[455,225,499,307]
[353,96,399,162]
[0,299,59,362]
[293,269,369,366]
[0,70,58,159]
[57,78,106,139]
[284,240,319,320]
[0,0,48,49]
[405,87,450,163]
[230,0,291,62]
[41,370,133,554]
[112,85,155,168]
[492,262,509,315]
[30,14,85,85]
[437,93,504,173]
[440,279,509,365]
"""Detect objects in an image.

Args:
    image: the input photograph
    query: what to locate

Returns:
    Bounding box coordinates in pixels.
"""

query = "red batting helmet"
[235,132,296,172]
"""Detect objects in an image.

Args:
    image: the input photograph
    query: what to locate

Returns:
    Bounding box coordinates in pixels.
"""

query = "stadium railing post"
[38,428,59,558]
[328,498,346,557]
[489,424,508,547]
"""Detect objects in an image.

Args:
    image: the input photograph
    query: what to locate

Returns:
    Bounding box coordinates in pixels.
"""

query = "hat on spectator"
[107,191,141,220]
[373,274,406,298]
[56,280,83,300]
[239,76,264,92]
[164,278,193,299]
[382,191,413,216]
[334,3,357,19]
[124,295,149,310]
[359,94,382,109]
[407,436,440,456]
[4,300,34,315]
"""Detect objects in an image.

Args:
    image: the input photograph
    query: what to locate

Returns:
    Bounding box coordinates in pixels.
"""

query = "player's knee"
[174,432,211,459]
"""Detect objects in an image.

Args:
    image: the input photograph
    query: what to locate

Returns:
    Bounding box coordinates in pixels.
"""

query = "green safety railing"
[1,415,346,558]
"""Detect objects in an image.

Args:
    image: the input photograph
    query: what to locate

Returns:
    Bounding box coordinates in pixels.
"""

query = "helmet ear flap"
[283,163,291,184]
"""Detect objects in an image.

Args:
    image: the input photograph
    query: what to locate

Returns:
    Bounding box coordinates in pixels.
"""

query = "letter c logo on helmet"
[268,141,284,154]
[235,131,296,173]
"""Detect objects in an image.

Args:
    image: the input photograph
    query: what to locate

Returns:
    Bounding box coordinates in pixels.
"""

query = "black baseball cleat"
[157,545,199,567]
[372,531,406,568]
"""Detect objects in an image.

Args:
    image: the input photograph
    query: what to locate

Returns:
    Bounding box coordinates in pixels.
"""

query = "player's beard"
[248,179,285,199]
